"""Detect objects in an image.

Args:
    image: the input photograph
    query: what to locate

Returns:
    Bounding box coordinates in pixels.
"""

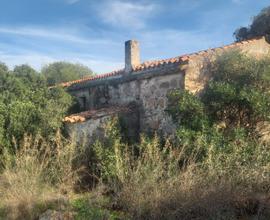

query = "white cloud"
[0,26,90,44]
[71,57,123,73]
[99,1,157,29]
[0,53,56,70]
[0,25,123,73]
[0,27,235,74]
[0,26,117,45]
[0,50,123,73]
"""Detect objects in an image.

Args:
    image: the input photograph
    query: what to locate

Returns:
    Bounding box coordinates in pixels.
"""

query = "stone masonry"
[63,36,270,143]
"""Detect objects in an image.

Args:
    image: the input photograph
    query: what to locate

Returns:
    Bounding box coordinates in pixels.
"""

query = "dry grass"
[1,120,270,219]
[93,129,270,220]
[0,132,81,220]
[118,167,270,220]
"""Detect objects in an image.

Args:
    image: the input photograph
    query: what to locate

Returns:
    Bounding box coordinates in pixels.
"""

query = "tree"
[41,62,94,86]
[234,6,270,41]
[13,64,45,87]
[0,64,73,149]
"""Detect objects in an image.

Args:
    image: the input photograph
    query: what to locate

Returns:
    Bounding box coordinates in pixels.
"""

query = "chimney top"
[125,40,140,73]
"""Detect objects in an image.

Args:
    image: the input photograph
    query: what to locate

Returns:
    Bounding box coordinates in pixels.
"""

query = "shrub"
[167,89,208,131]
[93,117,128,184]
[0,64,73,149]
[202,51,270,133]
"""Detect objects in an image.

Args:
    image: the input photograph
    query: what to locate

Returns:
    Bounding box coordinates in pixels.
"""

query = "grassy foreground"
[0,126,269,220]
[0,134,127,220]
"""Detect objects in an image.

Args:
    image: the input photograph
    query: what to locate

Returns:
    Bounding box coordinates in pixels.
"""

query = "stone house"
[63,36,270,143]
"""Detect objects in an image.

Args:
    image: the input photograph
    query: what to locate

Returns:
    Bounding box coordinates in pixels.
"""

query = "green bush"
[166,51,270,154]
[0,64,73,149]
[202,51,270,132]
[167,89,208,131]
[93,118,127,184]
[71,196,124,220]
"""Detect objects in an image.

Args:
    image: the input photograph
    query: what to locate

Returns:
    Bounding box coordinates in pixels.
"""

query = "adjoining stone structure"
[65,105,139,145]
[63,36,270,142]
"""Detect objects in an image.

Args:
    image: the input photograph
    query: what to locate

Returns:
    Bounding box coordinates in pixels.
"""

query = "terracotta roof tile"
[64,105,132,123]
[58,69,124,88]
[58,37,264,88]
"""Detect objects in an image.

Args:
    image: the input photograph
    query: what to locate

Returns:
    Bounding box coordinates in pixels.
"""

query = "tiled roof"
[59,69,124,88]
[59,37,263,88]
[64,106,132,123]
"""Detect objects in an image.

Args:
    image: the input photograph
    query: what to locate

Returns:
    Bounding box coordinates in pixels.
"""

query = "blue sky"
[0,0,269,73]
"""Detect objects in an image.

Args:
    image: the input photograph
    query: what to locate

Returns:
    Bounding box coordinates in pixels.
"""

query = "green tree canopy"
[203,51,270,130]
[0,64,73,149]
[41,62,94,86]
[168,50,270,136]
[234,6,270,41]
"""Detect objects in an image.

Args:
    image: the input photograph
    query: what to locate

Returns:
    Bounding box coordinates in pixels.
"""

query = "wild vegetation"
[0,134,78,219]
[0,63,73,149]
[90,51,270,219]
[41,62,94,86]
[0,50,269,219]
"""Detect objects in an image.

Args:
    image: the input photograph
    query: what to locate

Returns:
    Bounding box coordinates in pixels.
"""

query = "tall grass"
[1,118,270,219]
[0,132,81,220]
[93,118,270,220]
[119,143,270,219]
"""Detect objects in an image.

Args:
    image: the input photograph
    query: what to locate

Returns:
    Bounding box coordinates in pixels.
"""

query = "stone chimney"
[125,40,140,73]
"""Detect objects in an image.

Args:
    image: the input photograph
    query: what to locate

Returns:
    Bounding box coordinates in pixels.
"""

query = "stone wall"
[69,65,184,135]
[67,114,111,145]
[66,106,140,145]
[139,73,184,134]
[69,79,140,110]
[184,36,270,94]
[66,36,270,140]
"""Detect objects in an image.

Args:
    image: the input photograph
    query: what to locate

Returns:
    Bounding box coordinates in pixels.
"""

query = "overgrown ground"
[0,134,128,220]
[0,51,270,220]
[1,126,270,220]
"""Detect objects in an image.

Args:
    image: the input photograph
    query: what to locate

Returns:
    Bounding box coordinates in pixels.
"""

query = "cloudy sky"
[0,0,269,73]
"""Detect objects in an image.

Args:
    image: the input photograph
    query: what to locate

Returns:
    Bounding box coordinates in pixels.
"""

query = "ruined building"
[63,36,270,143]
